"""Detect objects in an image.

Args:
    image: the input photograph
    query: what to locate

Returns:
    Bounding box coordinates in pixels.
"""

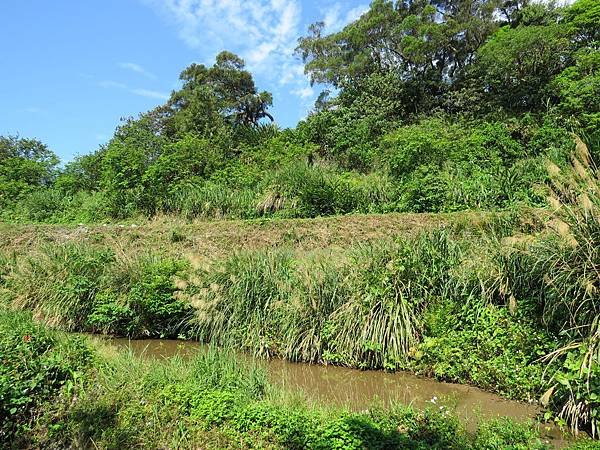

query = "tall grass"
[486,137,600,436]
[11,244,114,330]
[8,244,193,338]
[192,250,296,357]
[280,254,348,363]
[0,249,15,289]
[256,162,396,218]
[190,230,463,368]
[537,138,599,437]
[162,181,258,220]
[325,232,462,368]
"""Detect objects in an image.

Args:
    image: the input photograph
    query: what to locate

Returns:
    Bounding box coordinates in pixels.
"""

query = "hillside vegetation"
[1,0,599,447]
[1,0,598,223]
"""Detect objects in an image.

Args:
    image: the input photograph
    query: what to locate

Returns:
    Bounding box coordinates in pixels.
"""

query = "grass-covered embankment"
[1,144,599,440]
[0,211,596,439]
[2,307,593,450]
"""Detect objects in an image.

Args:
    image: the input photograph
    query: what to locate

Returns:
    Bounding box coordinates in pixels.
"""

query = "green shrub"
[472,418,549,450]
[9,244,192,338]
[0,309,92,445]
[416,301,551,400]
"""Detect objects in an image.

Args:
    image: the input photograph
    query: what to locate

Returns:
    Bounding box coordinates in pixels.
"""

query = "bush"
[416,301,551,400]
[472,418,549,450]
[0,308,92,445]
[9,244,192,338]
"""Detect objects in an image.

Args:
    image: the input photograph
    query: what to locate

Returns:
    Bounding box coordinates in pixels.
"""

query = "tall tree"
[167,51,274,137]
[296,0,501,114]
[473,23,572,113]
[0,136,59,207]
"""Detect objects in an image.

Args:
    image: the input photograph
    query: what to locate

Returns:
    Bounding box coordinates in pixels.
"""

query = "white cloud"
[345,5,368,24]
[142,0,369,116]
[23,106,43,114]
[292,86,314,99]
[119,62,157,79]
[130,88,170,100]
[142,0,303,82]
[322,3,368,33]
[98,80,169,101]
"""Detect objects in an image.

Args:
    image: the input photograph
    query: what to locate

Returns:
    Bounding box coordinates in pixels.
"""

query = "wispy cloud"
[98,80,169,101]
[322,3,369,33]
[130,88,169,100]
[292,86,314,99]
[142,0,307,93]
[143,1,301,72]
[142,1,368,112]
[119,62,157,79]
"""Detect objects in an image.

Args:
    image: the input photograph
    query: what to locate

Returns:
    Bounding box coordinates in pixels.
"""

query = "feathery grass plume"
[280,252,348,363]
[256,189,289,215]
[532,137,600,436]
[547,161,562,178]
[575,136,592,169]
[548,194,563,211]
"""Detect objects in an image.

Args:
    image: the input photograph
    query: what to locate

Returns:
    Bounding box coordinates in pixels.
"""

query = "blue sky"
[0,0,368,163]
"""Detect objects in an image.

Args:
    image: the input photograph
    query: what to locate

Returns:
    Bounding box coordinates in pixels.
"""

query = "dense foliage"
[0,309,92,446]
[1,0,598,223]
[2,150,598,436]
[0,311,568,449]
[1,0,599,445]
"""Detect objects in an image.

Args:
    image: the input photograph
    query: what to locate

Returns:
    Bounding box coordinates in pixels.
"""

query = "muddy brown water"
[108,338,569,448]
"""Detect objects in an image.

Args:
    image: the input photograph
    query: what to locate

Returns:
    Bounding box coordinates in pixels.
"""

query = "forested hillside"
[1,0,598,223]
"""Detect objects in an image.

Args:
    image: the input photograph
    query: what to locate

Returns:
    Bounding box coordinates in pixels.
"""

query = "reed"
[190,230,463,368]
[8,244,192,338]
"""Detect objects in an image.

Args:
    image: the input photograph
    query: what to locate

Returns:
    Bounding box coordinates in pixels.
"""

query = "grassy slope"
[0,210,511,260]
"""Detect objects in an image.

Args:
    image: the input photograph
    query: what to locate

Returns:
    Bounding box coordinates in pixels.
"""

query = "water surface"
[108,338,567,447]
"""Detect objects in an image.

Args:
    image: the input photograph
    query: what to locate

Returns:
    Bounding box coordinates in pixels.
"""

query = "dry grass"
[0,211,498,264]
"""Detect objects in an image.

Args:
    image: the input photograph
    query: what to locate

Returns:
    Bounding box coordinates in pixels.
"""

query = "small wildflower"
[23,335,31,343]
